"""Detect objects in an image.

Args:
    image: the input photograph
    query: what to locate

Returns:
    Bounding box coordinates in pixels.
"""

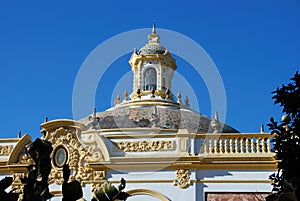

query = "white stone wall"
[101,170,274,201]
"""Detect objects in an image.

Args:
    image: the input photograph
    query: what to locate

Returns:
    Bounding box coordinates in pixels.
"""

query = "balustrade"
[196,133,273,156]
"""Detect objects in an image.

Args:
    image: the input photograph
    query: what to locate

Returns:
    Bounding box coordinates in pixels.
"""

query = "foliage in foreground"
[92,178,130,201]
[267,71,300,201]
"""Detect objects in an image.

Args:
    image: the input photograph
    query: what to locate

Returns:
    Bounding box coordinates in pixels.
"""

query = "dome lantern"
[129,24,177,100]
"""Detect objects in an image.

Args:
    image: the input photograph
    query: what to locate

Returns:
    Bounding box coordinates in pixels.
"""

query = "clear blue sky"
[0,1,299,139]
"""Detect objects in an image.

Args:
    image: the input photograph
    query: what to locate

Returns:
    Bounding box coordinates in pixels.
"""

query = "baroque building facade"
[0,26,276,201]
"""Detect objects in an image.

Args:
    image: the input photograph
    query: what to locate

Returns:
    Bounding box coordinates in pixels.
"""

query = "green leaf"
[104,182,119,200]
[95,188,110,201]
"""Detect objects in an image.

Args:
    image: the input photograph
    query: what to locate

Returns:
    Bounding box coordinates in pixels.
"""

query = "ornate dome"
[79,101,238,133]
[78,25,239,134]
[139,43,166,55]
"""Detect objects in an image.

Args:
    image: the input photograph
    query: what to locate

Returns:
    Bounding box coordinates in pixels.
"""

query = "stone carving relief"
[90,170,106,193]
[91,182,104,193]
[114,140,174,152]
[12,172,26,201]
[47,127,104,185]
[0,145,13,155]
[19,153,34,164]
[173,169,192,189]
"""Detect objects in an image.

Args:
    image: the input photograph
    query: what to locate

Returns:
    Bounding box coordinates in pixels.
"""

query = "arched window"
[143,68,157,91]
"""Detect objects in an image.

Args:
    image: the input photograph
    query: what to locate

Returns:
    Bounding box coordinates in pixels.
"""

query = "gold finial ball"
[281,115,290,123]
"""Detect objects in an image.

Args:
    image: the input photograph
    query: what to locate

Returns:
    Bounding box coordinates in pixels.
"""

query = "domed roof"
[79,103,238,133]
[137,24,167,55]
[139,43,166,55]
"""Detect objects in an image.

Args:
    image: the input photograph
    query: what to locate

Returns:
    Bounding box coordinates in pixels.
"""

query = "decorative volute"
[129,24,177,100]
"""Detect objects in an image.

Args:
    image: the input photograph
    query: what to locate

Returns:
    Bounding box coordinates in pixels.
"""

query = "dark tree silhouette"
[0,177,20,201]
[21,138,53,201]
[92,178,130,201]
[62,164,83,201]
[267,71,300,201]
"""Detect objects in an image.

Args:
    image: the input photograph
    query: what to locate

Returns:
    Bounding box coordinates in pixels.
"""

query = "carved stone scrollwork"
[91,182,105,193]
[47,127,105,185]
[47,127,90,184]
[114,140,174,152]
[90,171,107,193]
[19,153,34,164]
[12,172,25,201]
[173,169,192,189]
[0,145,13,155]
[94,170,105,180]
[77,163,94,181]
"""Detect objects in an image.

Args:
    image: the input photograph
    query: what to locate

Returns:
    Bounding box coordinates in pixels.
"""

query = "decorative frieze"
[173,169,192,189]
[114,140,174,152]
[0,145,13,155]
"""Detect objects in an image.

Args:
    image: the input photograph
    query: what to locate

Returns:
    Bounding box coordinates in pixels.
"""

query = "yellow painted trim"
[89,162,276,171]
[8,134,31,164]
[103,133,176,139]
[41,119,86,134]
[195,133,273,138]
[126,188,171,201]
[129,53,176,70]
[110,179,272,184]
[0,168,13,174]
[197,179,272,183]
[0,138,20,143]
[83,127,177,134]
[111,180,173,184]
[50,190,62,196]
[116,99,180,108]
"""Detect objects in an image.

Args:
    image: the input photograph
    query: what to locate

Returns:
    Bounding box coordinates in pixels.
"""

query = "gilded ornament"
[173,169,192,189]
[0,145,13,155]
[114,140,174,152]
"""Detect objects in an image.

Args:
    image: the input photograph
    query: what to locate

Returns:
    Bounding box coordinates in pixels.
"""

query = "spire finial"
[211,112,221,133]
[93,107,97,117]
[148,24,160,44]
[88,107,99,130]
[260,124,265,133]
[177,91,182,104]
[114,93,121,105]
[215,111,219,121]
[152,23,156,34]
[124,89,128,101]
[18,131,21,138]
[184,96,190,108]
